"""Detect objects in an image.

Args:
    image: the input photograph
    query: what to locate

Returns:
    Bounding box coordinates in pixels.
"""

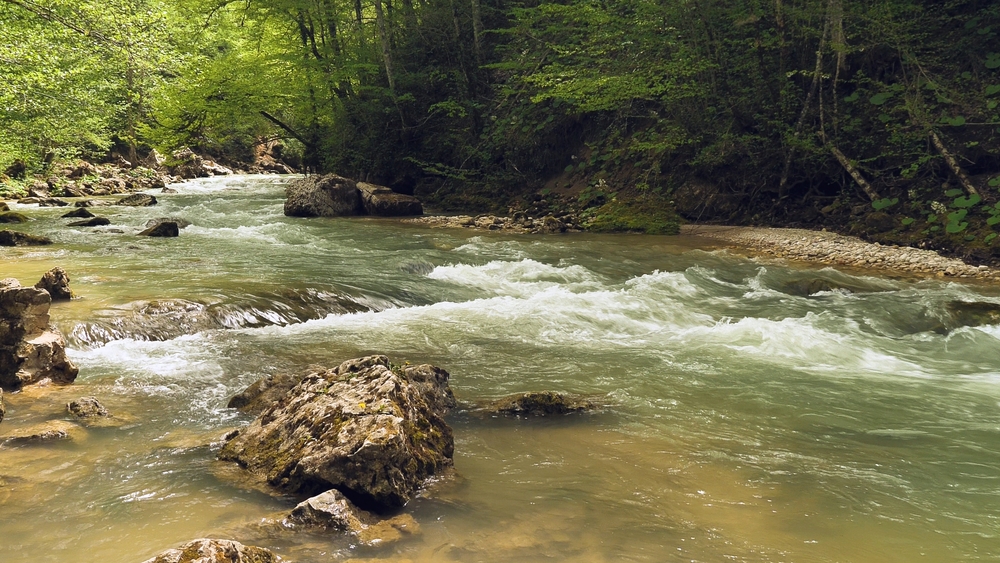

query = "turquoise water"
[2,175,1000,562]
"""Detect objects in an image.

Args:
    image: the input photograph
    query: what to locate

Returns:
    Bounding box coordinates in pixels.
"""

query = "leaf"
[988,58,1000,70]
[927,214,938,223]
[962,71,973,79]
[948,209,968,222]
[986,233,998,245]
[990,177,1000,188]
[871,197,898,210]
[947,116,967,126]
[945,188,964,197]
[844,92,859,102]
[988,215,1000,226]
[989,101,999,110]
[901,217,915,226]
[878,113,892,123]
[946,221,968,234]
[952,194,981,208]
[869,92,893,105]
[986,85,1000,96]
[931,225,941,232]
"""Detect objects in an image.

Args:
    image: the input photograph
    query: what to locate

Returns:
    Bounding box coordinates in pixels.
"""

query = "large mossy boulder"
[485,391,596,417]
[0,278,78,390]
[227,371,305,415]
[117,193,157,207]
[0,212,28,223]
[139,221,179,237]
[141,539,282,563]
[357,182,423,216]
[218,355,455,511]
[283,174,362,217]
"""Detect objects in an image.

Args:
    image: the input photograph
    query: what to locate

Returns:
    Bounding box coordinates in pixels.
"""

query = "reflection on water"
[2,175,1000,562]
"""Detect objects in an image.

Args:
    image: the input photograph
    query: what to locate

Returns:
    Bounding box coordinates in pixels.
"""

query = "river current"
[2,175,1000,562]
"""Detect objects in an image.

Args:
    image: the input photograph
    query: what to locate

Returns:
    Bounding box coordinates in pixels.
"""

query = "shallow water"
[3,176,1000,562]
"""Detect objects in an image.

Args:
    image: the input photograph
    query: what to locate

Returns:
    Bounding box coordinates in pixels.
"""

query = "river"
[2,175,1000,562]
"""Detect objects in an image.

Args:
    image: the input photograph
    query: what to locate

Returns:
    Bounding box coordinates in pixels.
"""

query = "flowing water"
[2,175,1000,562]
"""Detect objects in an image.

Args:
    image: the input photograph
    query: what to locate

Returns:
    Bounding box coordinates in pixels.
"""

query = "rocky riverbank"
[683,225,1000,281]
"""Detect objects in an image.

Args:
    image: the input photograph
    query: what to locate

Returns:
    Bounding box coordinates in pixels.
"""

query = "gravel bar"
[682,225,1000,281]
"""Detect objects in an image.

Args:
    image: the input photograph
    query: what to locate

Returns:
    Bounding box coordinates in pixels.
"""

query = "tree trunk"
[373,0,396,94]
[470,0,483,63]
[930,130,980,196]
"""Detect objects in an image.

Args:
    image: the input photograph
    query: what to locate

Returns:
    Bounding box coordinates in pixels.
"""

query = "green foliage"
[872,197,899,210]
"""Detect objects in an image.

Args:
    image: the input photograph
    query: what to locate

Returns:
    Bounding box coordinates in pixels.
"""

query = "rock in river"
[0,277,78,389]
[219,355,456,511]
[0,230,52,246]
[283,488,420,545]
[0,212,28,223]
[358,182,423,216]
[117,193,157,207]
[139,221,179,237]
[141,538,282,563]
[35,267,72,301]
[227,371,305,415]
[283,174,362,217]
[68,217,111,227]
[67,396,109,418]
[486,391,596,417]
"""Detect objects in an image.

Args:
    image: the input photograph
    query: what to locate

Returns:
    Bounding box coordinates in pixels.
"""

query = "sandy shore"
[682,225,999,281]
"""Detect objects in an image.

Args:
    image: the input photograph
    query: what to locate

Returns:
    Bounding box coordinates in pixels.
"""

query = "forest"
[2,0,1000,259]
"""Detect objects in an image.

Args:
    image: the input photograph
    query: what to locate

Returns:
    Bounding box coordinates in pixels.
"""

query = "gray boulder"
[283,489,420,545]
[35,267,72,301]
[219,355,455,510]
[141,539,282,563]
[117,193,157,207]
[357,182,423,216]
[283,174,362,217]
[0,278,78,390]
[145,217,191,230]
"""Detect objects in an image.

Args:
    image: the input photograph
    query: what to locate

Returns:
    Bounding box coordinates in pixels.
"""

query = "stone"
[35,267,72,301]
[0,202,8,211]
[68,217,111,227]
[486,391,595,417]
[67,396,109,418]
[283,489,421,545]
[284,174,362,217]
[117,193,158,207]
[139,221,179,237]
[141,538,282,563]
[61,208,95,218]
[0,278,78,389]
[0,230,52,246]
[357,182,423,216]
[227,372,306,415]
[0,420,81,446]
[0,212,28,223]
[945,301,1000,328]
[219,355,455,511]
[145,217,191,230]
[37,198,69,207]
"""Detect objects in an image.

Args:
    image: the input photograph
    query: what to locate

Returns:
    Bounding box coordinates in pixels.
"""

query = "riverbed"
[2,175,1000,562]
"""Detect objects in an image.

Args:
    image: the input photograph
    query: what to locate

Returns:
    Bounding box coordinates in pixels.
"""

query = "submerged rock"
[68,217,111,227]
[0,230,52,246]
[141,538,282,563]
[227,372,306,415]
[284,174,362,217]
[67,396,109,418]
[0,278,78,390]
[945,301,1000,327]
[0,212,28,223]
[357,182,423,216]
[35,267,72,301]
[219,355,455,511]
[117,193,157,207]
[486,392,595,417]
[0,420,81,446]
[283,489,420,545]
[139,221,179,237]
